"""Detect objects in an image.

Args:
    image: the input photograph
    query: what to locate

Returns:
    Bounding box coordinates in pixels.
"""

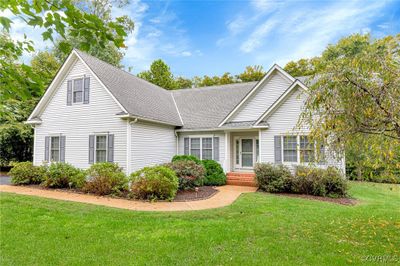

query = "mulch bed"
[271,192,358,206]
[173,186,218,202]
[10,184,218,202]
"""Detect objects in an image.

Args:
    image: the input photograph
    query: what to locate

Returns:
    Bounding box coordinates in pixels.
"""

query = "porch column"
[224,131,231,173]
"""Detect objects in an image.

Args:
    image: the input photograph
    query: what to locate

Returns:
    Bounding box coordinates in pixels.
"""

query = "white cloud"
[240,19,277,53]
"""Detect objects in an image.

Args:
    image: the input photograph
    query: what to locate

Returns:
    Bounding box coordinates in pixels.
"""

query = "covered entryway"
[225,131,259,187]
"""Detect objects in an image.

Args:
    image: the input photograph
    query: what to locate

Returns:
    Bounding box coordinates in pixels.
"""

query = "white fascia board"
[217,64,295,127]
[254,80,308,125]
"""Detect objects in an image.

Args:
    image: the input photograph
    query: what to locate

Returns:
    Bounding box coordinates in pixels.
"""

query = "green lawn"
[1,182,399,265]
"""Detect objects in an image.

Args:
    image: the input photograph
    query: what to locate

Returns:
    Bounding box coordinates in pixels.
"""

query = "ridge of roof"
[74,49,183,126]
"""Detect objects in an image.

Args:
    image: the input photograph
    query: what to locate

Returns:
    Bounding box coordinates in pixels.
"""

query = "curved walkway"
[0,185,256,212]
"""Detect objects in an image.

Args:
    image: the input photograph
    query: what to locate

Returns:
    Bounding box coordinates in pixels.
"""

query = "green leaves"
[299,33,400,173]
[0,16,13,31]
[1,0,133,101]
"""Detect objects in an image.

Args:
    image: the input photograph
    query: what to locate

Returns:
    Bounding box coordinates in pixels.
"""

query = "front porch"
[224,130,260,187]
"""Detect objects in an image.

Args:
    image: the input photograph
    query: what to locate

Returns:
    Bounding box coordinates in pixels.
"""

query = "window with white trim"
[73,78,83,103]
[283,136,297,162]
[50,136,60,162]
[189,137,215,160]
[95,135,107,162]
[300,136,315,163]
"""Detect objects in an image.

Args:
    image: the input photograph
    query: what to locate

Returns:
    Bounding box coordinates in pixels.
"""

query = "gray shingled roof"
[75,50,183,126]
[75,50,301,130]
[172,82,256,129]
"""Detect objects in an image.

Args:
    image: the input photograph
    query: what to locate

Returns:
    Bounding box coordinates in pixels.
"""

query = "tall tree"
[0,49,61,166]
[284,58,319,77]
[53,0,134,67]
[174,76,193,89]
[300,34,400,164]
[0,0,130,101]
[138,59,176,90]
[237,65,265,82]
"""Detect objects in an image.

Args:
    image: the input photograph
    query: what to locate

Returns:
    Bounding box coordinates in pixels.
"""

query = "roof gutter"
[116,113,181,127]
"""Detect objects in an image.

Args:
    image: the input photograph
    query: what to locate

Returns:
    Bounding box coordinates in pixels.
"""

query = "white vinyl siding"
[130,121,176,173]
[259,87,345,171]
[33,58,127,170]
[231,71,292,122]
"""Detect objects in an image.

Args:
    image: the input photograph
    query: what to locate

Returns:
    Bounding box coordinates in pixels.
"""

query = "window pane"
[242,153,253,167]
[96,150,107,162]
[202,149,212,160]
[96,136,107,150]
[283,150,297,162]
[51,150,59,161]
[51,137,59,149]
[283,136,297,150]
[73,91,82,103]
[241,139,253,152]
[190,138,200,149]
[283,136,297,162]
[202,138,212,149]
[191,149,200,159]
[73,79,83,103]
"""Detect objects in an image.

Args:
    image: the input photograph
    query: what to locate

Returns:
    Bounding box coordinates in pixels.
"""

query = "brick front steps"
[226,172,257,187]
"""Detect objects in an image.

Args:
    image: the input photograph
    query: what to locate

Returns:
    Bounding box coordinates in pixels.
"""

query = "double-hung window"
[73,78,83,103]
[50,136,60,162]
[202,138,213,160]
[188,137,216,160]
[95,135,107,162]
[283,136,297,162]
[300,136,315,163]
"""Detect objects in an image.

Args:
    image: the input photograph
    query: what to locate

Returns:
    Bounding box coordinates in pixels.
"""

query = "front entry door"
[241,138,254,168]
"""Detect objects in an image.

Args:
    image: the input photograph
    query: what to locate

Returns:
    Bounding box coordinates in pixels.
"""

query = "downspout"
[174,130,179,155]
[126,118,138,175]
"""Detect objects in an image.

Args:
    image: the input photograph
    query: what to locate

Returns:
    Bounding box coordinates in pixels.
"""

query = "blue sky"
[3,0,400,78]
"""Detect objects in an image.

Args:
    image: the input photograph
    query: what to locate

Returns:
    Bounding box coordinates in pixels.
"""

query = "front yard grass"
[0,181,399,265]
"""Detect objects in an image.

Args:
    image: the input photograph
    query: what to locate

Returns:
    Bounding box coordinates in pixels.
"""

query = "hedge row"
[254,163,348,198]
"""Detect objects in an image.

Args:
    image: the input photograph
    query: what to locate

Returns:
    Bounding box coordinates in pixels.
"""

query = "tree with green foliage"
[174,76,193,89]
[138,59,176,90]
[53,0,134,67]
[237,65,265,82]
[0,48,60,166]
[30,51,60,86]
[0,0,131,101]
[300,34,400,180]
[284,58,319,77]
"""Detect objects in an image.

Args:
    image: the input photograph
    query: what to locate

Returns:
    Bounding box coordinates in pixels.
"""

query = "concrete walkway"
[0,185,257,212]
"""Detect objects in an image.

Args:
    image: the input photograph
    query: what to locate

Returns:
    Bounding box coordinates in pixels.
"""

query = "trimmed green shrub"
[9,162,45,185]
[42,162,86,189]
[294,166,348,197]
[202,159,226,186]
[254,163,293,193]
[83,162,128,196]
[322,167,348,197]
[171,155,201,164]
[130,166,178,200]
[167,160,205,190]
[293,166,326,196]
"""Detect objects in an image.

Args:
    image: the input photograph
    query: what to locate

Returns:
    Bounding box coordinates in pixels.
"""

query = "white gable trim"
[254,80,308,125]
[73,50,128,113]
[217,64,295,127]
[27,50,127,122]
